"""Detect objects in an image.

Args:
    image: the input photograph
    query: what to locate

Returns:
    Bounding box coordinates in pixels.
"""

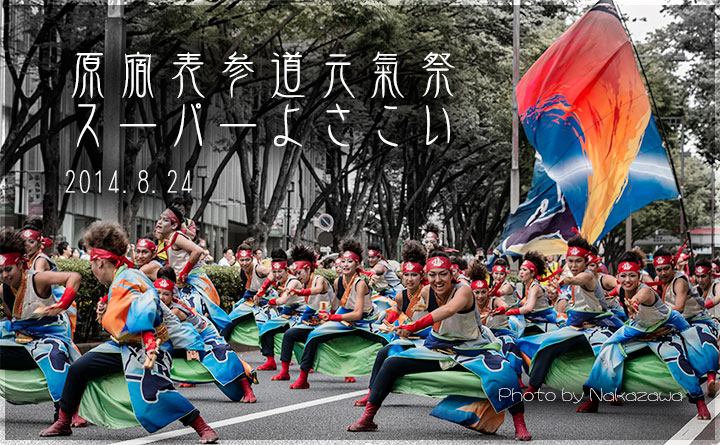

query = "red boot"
[72,412,88,427]
[522,385,538,400]
[271,361,291,381]
[179,382,196,388]
[609,395,623,406]
[345,377,356,383]
[257,356,277,371]
[696,400,711,420]
[707,371,719,397]
[290,369,310,389]
[511,412,531,441]
[576,397,599,413]
[347,402,379,431]
[189,415,219,443]
[39,409,72,436]
[239,377,257,403]
[354,390,371,406]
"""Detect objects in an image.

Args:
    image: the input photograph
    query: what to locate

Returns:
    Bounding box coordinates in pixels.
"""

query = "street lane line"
[109,389,367,445]
[664,395,719,445]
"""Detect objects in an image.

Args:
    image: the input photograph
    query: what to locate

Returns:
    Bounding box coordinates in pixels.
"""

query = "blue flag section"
[495,156,577,256]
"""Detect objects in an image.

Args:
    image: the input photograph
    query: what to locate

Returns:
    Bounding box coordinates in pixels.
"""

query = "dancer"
[583,251,716,418]
[134,237,163,281]
[155,266,257,403]
[154,204,230,333]
[271,244,334,381]
[354,240,429,406]
[39,222,218,442]
[347,250,530,440]
[0,228,82,423]
[286,238,387,389]
[367,244,403,297]
[516,235,623,402]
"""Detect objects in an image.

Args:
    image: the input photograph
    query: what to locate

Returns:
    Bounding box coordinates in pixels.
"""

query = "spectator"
[254,248,270,267]
[71,248,80,259]
[77,239,90,260]
[217,247,235,267]
[197,237,213,264]
[56,241,72,259]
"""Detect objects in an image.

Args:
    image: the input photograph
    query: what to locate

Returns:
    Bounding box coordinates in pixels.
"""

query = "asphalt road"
[2,349,718,444]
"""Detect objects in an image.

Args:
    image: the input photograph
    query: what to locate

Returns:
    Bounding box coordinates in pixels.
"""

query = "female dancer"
[490,258,517,305]
[22,217,54,272]
[583,251,716,418]
[286,238,387,389]
[367,244,402,297]
[347,250,530,440]
[586,251,624,320]
[271,244,333,381]
[255,249,303,371]
[517,236,623,399]
[134,237,163,281]
[155,266,257,403]
[354,240,429,406]
[496,251,558,336]
[0,228,82,423]
[39,222,218,442]
[154,205,230,333]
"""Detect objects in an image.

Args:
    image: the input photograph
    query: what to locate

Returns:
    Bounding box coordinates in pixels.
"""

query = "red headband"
[492,265,509,274]
[471,280,488,290]
[334,258,342,265]
[367,249,382,258]
[341,250,361,263]
[426,256,452,271]
[136,238,157,253]
[271,261,287,270]
[653,255,672,267]
[90,248,135,268]
[618,261,641,273]
[22,229,53,248]
[566,246,590,259]
[451,264,459,271]
[293,260,314,271]
[161,208,181,227]
[402,262,424,274]
[521,260,538,274]
[678,253,690,262]
[424,232,439,241]
[154,278,175,291]
[236,249,253,259]
[696,266,710,275]
[0,252,24,266]
[588,255,602,264]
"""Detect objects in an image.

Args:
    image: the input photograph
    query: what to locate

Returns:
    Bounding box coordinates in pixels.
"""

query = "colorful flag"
[496,155,577,256]
[516,0,678,245]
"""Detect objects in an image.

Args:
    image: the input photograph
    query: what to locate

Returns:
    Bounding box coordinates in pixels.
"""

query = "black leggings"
[0,345,38,370]
[368,356,524,414]
[368,343,413,389]
[298,330,383,372]
[59,351,199,424]
[528,335,589,389]
[260,326,289,357]
[280,327,311,363]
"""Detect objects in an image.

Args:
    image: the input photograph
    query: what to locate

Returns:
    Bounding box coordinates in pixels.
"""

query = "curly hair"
[522,251,547,276]
[22,216,43,232]
[156,265,177,282]
[289,244,316,264]
[0,228,26,255]
[82,221,129,257]
[270,248,287,262]
[567,234,592,252]
[401,240,426,264]
[339,238,364,261]
[618,250,643,266]
[467,259,488,282]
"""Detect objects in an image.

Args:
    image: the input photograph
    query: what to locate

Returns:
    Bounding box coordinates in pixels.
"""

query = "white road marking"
[664,395,719,445]
[109,389,367,445]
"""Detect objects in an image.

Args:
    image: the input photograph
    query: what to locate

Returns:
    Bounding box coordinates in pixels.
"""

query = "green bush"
[203,265,244,313]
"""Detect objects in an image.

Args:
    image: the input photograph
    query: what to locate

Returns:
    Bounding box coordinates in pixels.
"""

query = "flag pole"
[612,0,695,266]
[510,0,520,213]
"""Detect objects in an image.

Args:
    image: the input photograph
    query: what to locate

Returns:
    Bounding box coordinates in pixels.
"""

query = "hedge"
[54,260,341,343]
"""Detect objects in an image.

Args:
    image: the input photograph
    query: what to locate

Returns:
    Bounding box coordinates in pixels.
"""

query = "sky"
[612,0,674,42]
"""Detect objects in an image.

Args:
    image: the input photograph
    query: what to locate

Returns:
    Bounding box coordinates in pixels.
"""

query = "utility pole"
[712,166,716,258]
[510,1,520,213]
[103,1,125,223]
[679,116,686,236]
